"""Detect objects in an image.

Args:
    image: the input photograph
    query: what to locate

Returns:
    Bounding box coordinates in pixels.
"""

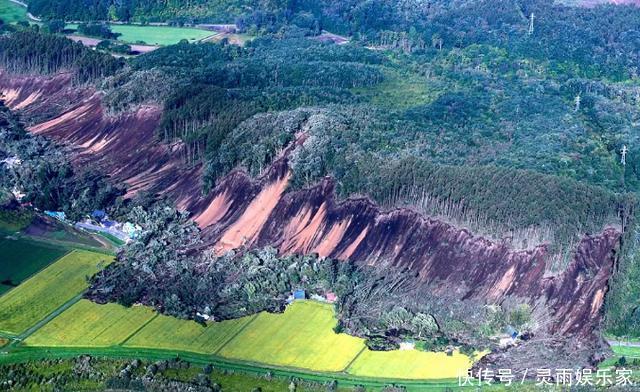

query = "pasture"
[347,348,474,380]
[109,24,212,46]
[0,236,67,295]
[0,0,27,24]
[25,300,155,347]
[124,312,254,354]
[0,250,112,335]
[218,301,366,372]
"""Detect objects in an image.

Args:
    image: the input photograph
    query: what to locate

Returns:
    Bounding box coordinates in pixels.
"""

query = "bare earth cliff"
[0,71,621,374]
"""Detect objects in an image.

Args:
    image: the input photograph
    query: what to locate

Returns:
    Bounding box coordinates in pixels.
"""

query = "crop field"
[0,250,112,335]
[0,236,67,295]
[347,348,474,380]
[8,294,477,380]
[109,24,212,46]
[25,300,155,347]
[219,301,366,372]
[124,312,254,354]
[0,0,27,24]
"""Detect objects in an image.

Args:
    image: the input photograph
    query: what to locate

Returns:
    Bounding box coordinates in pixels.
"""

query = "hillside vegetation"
[2,0,640,341]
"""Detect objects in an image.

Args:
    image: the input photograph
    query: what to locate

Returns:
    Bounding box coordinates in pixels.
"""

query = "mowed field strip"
[24,300,155,347]
[218,301,365,372]
[124,312,254,354]
[0,250,112,335]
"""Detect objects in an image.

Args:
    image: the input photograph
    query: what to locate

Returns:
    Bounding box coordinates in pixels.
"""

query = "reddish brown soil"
[0,71,203,207]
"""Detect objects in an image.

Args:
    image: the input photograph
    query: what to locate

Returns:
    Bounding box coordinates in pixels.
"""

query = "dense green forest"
[21,0,640,82]
[0,30,124,82]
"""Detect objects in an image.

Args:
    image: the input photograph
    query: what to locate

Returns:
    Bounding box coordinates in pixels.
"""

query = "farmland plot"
[0,250,112,335]
[25,300,155,347]
[219,301,366,372]
[124,312,254,354]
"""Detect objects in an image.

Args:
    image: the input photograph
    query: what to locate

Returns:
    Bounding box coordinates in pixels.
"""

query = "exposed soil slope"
[0,71,203,209]
[0,71,621,373]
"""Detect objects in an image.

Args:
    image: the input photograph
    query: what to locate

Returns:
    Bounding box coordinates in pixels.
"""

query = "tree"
[411,313,439,338]
[108,4,118,21]
[44,20,65,33]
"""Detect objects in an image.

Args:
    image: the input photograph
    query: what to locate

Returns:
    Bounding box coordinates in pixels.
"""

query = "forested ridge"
[2,0,640,341]
[21,0,640,80]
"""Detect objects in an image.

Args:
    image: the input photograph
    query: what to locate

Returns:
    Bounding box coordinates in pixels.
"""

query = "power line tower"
[574,94,581,112]
[528,13,535,35]
[621,145,628,166]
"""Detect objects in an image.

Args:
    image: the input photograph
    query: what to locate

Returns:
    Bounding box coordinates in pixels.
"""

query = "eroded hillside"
[0,70,628,373]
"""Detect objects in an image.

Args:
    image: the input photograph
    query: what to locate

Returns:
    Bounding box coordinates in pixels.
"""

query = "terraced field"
[219,301,366,372]
[0,250,112,335]
[24,300,155,347]
[124,312,254,354]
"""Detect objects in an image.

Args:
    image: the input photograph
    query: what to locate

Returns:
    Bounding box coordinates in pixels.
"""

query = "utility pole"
[528,13,535,36]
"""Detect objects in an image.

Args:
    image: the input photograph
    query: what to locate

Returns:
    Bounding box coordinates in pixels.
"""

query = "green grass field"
[67,24,209,46]
[0,0,27,24]
[124,312,254,354]
[0,250,112,335]
[611,345,640,358]
[347,348,474,380]
[219,301,366,372]
[0,236,67,295]
[110,24,212,45]
[25,300,155,347]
